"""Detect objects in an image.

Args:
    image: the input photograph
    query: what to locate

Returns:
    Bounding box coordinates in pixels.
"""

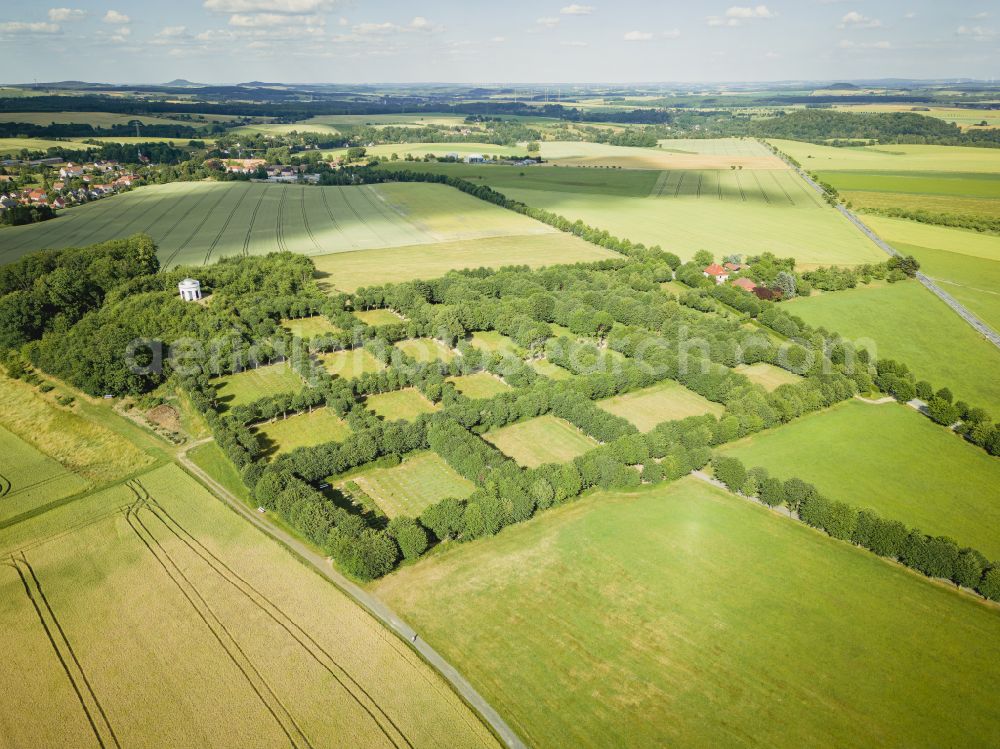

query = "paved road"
[176,443,526,749]
[770,144,1000,350]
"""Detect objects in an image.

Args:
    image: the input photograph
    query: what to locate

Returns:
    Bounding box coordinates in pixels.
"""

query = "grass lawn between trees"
[375,476,1000,748]
[365,388,439,421]
[482,414,599,468]
[254,408,353,455]
[721,399,1000,559]
[596,380,724,431]
[448,373,512,399]
[349,451,476,518]
[213,364,303,411]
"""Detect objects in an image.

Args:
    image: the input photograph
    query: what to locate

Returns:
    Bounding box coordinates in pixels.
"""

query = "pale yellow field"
[830,104,1000,130]
[541,140,786,170]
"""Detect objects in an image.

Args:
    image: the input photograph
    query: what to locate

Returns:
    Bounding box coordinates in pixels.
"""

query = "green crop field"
[254,408,352,455]
[786,281,1000,414]
[326,142,522,161]
[448,373,512,399]
[720,399,1000,558]
[771,140,1000,173]
[312,233,617,292]
[540,139,786,170]
[0,137,98,155]
[348,451,476,518]
[482,415,598,467]
[231,122,342,137]
[365,388,439,421]
[816,171,1000,200]
[830,103,1000,129]
[0,425,88,523]
[213,364,303,410]
[317,349,385,379]
[300,113,468,127]
[0,111,209,128]
[282,316,341,338]
[396,338,456,363]
[734,362,804,391]
[375,477,1000,748]
[0,464,497,748]
[596,380,724,431]
[0,181,564,269]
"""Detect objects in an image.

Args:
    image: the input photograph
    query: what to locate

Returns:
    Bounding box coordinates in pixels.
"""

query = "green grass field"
[396,338,456,363]
[734,362,804,391]
[528,358,574,380]
[375,477,1000,748]
[317,349,385,379]
[313,233,617,292]
[830,103,1000,129]
[0,464,497,748]
[0,137,98,156]
[786,281,1000,414]
[0,181,564,269]
[353,308,405,326]
[1,111,209,128]
[771,139,1000,173]
[468,331,525,357]
[349,451,476,518]
[0,425,88,523]
[282,316,341,338]
[541,138,785,170]
[720,399,1000,558]
[254,408,352,455]
[448,373,512,399]
[482,415,598,467]
[365,388,439,421]
[326,142,522,161]
[596,380,724,432]
[213,364,303,410]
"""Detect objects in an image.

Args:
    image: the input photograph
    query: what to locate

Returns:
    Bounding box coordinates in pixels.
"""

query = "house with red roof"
[731,277,756,292]
[702,263,729,284]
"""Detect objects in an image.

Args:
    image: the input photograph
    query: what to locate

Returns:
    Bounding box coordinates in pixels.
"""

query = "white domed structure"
[178,278,202,302]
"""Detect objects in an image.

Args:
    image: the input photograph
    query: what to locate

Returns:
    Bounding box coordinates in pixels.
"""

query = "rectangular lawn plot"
[254,408,352,455]
[597,381,724,432]
[282,316,341,338]
[483,415,598,467]
[529,358,574,380]
[213,364,303,410]
[396,338,456,363]
[734,363,803,392]
[349,452,476,518]
[352,308,406,326]
[365,388,440,421]
[317,348,384,380]
[0,425,89,523]
[468,331,524,357]
[448,373,511,399]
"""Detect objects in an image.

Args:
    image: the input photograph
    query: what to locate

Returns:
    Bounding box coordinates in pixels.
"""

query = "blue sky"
[1,1,997,84]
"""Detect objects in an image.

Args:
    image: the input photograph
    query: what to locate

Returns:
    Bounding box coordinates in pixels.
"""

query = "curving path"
[767,143,1000,351]
[176,441,526,749]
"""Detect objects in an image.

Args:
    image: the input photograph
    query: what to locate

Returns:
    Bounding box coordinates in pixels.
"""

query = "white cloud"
[0,21,60,33]
[561,40,588,46]
[764,50,780,58]
[337,16,348,26]
[903,11,916,20]
[956,25,995,41]
[726,5,775,19]
[973,11,989,19]
[47,8,85,22]
[353,21,397,34]
[491,35,506,42]
[536,17,560,28]
[623,30,653,41]
[156,25,189,38]
[230,12,324,27]
[839,11,882,28]
[103,10,130,24]
[661,28,681,38]
[204,0,335,12]
[560,4,594,14]
[838,39,891,48]
[707,16,740,27]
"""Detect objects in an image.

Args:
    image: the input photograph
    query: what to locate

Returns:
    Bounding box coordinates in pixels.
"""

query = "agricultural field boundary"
[175,441,527,749]
[769,142,1000,350]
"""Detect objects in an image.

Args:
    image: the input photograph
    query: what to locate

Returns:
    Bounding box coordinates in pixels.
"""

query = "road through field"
[176,441,525,749]
[770,143,1000,350]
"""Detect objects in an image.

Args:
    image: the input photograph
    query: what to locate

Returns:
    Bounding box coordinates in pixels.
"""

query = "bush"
[387,517,429,560]
[326,528,399,581]
[712,456,747,493]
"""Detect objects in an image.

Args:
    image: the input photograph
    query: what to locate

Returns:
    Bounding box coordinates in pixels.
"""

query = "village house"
[59,163,84,179]
[724,261,746,273]
[730,277,756,292]
[225,158,267,174]
[702,263,730,284]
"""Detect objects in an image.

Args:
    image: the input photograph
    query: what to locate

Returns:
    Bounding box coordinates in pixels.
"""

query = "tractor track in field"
[673,171,685,197]
[734,171,747,201]
[203,183,252,265]
[240,187,269,259]
[3,472,72,499]
[144,188,206,255]
[695,172,704,197]
[0,473,9,498]
[132,482,413,749]
[343,187,389,246]
[300,187,321,252]
[750,171,771,204]
[161,184,234,269]
[768,171,796,206]
[7,554,121,748]
[276,185,289,253]
[320,187,360,250]
[123,482,313,749]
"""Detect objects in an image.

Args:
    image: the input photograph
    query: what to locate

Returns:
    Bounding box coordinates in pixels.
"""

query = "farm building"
[731,277,756,292]
[703,263,730,284]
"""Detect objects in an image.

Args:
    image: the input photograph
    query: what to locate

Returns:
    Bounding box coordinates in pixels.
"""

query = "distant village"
[0,159,141,215]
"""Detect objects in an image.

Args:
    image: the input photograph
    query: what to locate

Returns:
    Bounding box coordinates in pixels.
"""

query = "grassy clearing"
[541,139,785,170]
[734,362,804,391]
[771,139,1000,173]
[365,388,439,421]
[325,142,522,161]
[0,426,88,523]
[282,316,341,338]
[313,233,617,292]
[819,171,1000,200]
[301,113,468,127]
[350,451,476,518]
[375,477,1000,748]
[528,358,574,380]
[317,349,385,379]
[254,408,352,455]
[353,308,405,326]
[0,111,205,127]
[468,331,525,357]
[0,464,498,748]
[596,380,724,431]
[483,415,598,467]
[213,364,302,411]
[0,375,152,487]
[786,281,1000,414]
[720,399,1000,558]
[830,103,1000,129]
[396,338,456,363]
[0,137,98,155]
[448,373,512,399]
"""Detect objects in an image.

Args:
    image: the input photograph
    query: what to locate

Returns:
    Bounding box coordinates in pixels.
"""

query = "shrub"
[712,456,747,493]
[387,517,429,560]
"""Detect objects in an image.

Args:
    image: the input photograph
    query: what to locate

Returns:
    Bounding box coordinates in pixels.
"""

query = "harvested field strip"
[130,482,414,748]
